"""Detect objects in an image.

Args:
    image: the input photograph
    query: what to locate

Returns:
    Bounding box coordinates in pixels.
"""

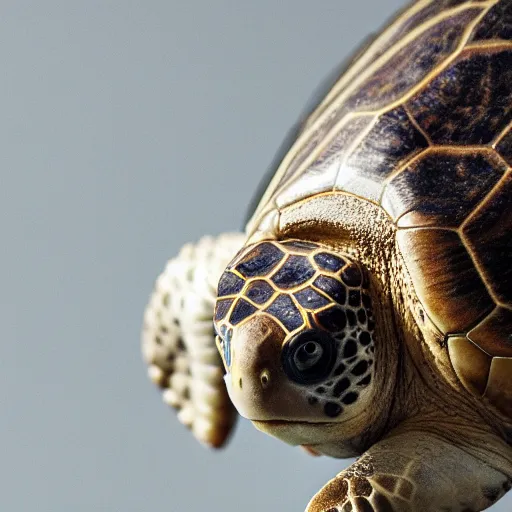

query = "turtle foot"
[142,233,245,448]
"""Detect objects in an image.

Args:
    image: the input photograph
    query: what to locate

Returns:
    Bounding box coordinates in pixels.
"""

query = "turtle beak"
[222,317,284,420]
[223,316,334,423]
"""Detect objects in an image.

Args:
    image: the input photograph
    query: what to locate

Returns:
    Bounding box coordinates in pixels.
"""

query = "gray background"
[1,1,509,511]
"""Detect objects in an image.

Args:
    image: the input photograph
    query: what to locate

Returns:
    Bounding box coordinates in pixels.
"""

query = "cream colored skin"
[219,192,512,511]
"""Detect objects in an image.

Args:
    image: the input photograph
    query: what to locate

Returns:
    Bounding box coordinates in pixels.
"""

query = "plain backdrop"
[1,1,510,511]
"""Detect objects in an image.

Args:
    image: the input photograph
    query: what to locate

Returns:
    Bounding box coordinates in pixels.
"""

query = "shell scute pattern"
[217,271,244,297]
[344,7,482,113]
[397,228,495,334]
[294,287,331,310]
[244,280,275,305]
[386,150,508,228]
[256,2,512,213]
[255,2,512,212]
[406,47,512,145]
[383,1,475,56]
[235,242,285,278]
[462,171,512,306]
[276,115,374,207]
[338,106,428,202]
[270,254,316,289]
[313,275,348,305]
[468,307,512,358]
[245,0,512,418]
[470,1,512,41]
[265,294,304,332]
[261,2,489,213]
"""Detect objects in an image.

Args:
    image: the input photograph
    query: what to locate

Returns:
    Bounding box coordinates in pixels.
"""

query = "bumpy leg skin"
[142,233,245,448]
[306,430,512,512]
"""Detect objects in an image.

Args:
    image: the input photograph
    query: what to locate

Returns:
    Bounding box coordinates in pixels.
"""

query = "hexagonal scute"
[467,307,512,358]
[344,7,482,113]
[388,150,507,228]
[244,280,275,305]
[407,47,512,145]
[462,171,512,306]
[277,115,373,209]
[397,228,494,334]
[264,294,304,333]
[214,298,234,322]
[339,106,428,203]
[271,255,316,289]
[373,0,480,66]
[447,336,491,396]
[484,357,512,418]
[235,242,285,278]
[229,298,257,326]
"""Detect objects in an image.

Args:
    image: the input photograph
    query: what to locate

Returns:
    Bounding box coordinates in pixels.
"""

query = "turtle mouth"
[252,419,336,426]
[251,418,336,436]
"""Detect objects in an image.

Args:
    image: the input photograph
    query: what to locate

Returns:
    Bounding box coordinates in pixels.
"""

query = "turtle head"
[213,240,376,455]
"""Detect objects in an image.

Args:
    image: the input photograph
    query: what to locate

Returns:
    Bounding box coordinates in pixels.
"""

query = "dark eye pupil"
[294,341,322,370]
[304,342,317,354]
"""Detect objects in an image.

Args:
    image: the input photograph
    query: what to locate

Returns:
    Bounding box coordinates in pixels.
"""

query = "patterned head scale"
[214,240,375,420]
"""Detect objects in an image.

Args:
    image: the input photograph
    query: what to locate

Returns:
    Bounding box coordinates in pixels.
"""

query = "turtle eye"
[293,341,323,371]
[282,329,336,385]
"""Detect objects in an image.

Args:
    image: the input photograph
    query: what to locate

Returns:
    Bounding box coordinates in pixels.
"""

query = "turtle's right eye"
[293,340,323,371]
[282,329,336,385]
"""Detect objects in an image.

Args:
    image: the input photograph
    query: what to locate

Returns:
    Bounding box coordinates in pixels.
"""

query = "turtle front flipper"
[142,233,245,448]
[306,425,512,512]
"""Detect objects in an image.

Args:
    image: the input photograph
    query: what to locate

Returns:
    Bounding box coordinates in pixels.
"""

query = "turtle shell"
[247,0,512,417]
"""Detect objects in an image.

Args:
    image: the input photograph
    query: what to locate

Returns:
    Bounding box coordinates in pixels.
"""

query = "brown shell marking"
[272,7,485,205]
[247,1,512,417]
[249,2,493,221]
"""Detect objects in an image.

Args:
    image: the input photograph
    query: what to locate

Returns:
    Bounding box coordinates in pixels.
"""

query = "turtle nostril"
[260,369,271,388]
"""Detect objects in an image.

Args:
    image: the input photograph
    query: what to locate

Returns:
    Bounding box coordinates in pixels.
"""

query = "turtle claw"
[141,233,245,448]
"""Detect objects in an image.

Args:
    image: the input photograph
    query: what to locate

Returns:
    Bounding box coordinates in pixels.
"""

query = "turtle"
[141,0,512,510]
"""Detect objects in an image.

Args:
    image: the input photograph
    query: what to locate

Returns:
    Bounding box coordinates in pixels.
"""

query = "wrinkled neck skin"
[239,193,512,468]
[241,242,511,466]
[240,253,414,459]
